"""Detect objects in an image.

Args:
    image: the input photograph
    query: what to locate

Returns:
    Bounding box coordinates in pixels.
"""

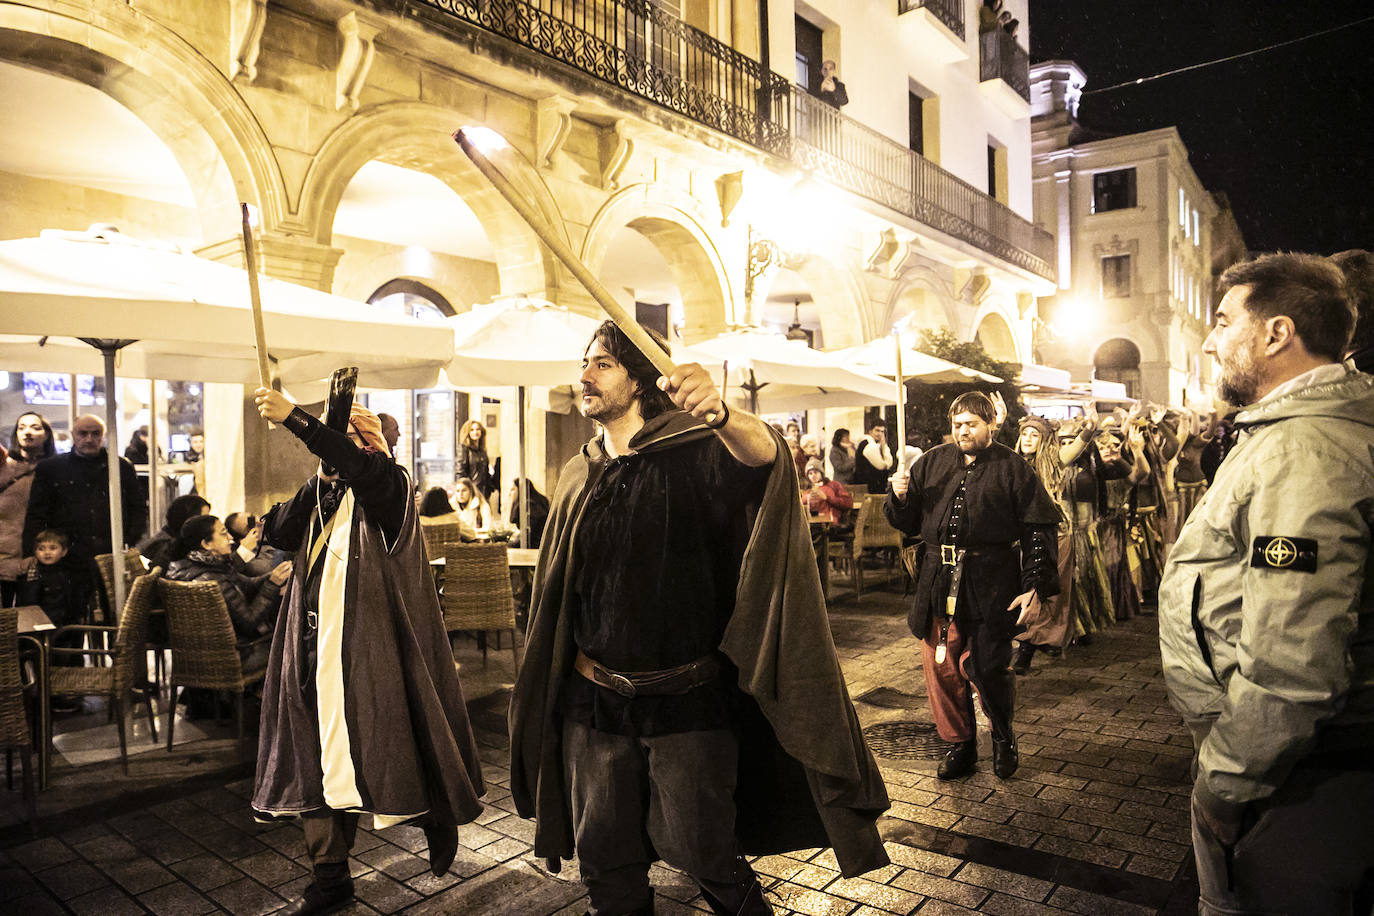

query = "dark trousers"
[302,810,359,866]
[1192,765,1374,915]
[563,719,765,916]
[921,615,1014,744]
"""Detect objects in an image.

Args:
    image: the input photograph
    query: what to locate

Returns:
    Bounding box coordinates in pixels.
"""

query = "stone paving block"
[1084,779,1171,808]
[402,860,559,914]
[1019,769,1089,791]
[192,788,249,816]
[1122,852,1180,881]
[347,827,388,855]
[885,782,941,807]
[906,898,979,915]
[2,887,67,915]
[199,827,267,861]
[982,790,1068,819]
[9,836,78,871]
[59,821,114,846]
[952,862,1052,902]
[357,842,431,881]
[170,853,247,893]
[979,890,1078,914]
[254,824,306,858]
[1116,799,1191,827]
[35,858,110,899]
[1145,821,1193,846]
[949,815,1042,848]
[1046,884,1156,916]
[765,881,861,916]
[791,862,842,890]
[822,874,924,913]
[352,869,425,913]
[138,829,208,866]
[137,879,219,916]
[889,869,988,908]
[932,795,1017,824]
[1094,828,1189,862]
[1030,835,1128,869]
[100,854,179,895]
[910,776,992,802]
[374,823,428,853]
[489,812,538,843]
[1033,784,1118,813]
[753,854,807,882]
[880,842,962,877]
[1006,811,1098,842]
[1059,762,1139,787]
[886,800,962,830]
[405,868,462,895]
[1034,746,1114,769]
[445,844,504,879]
[479,835,532,863]
[68,886,146,915]
[234,847,309,886]
[1058,805,1150,835]
[206,875,286,916]
[110,810,172,840]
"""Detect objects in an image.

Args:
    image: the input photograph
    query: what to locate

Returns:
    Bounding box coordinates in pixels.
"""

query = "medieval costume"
[252,404,483,914]
[1063,440,1125,637]
[884,441,1059,778]
[509,411,889,915]
[1011,416,1077,669]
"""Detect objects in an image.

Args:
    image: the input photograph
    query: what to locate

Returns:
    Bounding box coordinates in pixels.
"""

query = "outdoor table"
[15,604,54,789]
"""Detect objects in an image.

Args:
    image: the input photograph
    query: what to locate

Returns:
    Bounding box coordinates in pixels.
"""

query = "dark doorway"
[795,15,823,93]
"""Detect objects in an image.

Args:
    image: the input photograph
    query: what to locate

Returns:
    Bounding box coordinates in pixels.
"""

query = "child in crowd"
[19,531,88,709]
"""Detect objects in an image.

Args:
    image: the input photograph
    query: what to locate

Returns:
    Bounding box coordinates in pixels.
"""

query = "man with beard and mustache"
[1158,253,1374,915]
[884,392,1060,780]
[510,320,889,916]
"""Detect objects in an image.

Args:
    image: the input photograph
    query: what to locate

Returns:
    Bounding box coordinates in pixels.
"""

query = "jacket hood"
[1235,365,1374,431]
[583,408,716,460]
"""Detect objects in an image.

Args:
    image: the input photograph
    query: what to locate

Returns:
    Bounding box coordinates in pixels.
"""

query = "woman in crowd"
[456,420,495,509]
[419,486,478,541]
[828,428,856,485]
[1060,417,1123,642]
[1095,425,1150,621]
[453,477,488,534]
[142,494,211,573]
[804,459,854,531]
[506,478,549,548]
[798,433,822,485]
[1172,408,1212,527]
[0,411,55,605]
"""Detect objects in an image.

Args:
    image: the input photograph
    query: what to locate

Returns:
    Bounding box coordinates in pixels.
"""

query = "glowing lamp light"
[457,126,510,155]
[242,203,261,229]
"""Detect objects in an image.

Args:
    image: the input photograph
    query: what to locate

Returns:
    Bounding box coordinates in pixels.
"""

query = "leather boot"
[281,862,353,916]
[1012,642,1036,675]
[992,735,1019,779]
[424,820,459,877]
[937,739,978,780]
[700,877,774,915]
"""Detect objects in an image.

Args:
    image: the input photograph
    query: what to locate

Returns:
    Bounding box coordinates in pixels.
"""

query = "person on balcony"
[979,0,1003,34]
[817,60,848,108]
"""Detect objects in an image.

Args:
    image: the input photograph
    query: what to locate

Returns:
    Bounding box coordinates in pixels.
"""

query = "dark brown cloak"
[508,410,889,878]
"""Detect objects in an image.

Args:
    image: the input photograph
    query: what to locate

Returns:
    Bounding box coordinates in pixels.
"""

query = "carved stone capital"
[536,96,578,169]
[229,0,267,83]
[336,11,382,112]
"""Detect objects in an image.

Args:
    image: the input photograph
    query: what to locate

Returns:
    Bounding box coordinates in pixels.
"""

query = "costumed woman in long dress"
[1059,418,1125,642]
[1095,424,1150,622]
[251,389,484,916]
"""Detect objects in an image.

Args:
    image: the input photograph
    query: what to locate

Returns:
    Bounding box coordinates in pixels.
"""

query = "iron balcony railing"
[405,0,1052,280]
[791,89,1054,279]
[408,0,792,153]
[896,0,964,39]
[979,29,1030,102]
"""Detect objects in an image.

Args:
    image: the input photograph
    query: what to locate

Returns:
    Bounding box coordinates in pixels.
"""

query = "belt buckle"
[598,669,637,699]
[940,544,958,566]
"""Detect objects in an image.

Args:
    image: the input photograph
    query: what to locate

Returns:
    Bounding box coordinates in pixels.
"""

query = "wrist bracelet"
[703,404,731,430]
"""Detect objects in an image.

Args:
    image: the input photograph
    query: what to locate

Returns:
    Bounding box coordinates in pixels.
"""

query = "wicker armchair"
[828,495,904,599]
[421,522,466,561]
[48,569,163,774]
[1,607,37,826]
[158,579,270,750]
[440,544,520,677]
[98,547,165,687]
[95,548,147,625]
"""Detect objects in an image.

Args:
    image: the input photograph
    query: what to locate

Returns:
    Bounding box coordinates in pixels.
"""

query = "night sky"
[1031,1,1372,256]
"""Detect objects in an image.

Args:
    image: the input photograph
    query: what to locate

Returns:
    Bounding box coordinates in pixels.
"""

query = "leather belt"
[939,543,1016,566]
[574,650,721,699]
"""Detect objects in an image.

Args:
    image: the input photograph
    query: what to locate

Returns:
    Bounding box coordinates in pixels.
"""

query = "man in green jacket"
[1159,252,1374,914]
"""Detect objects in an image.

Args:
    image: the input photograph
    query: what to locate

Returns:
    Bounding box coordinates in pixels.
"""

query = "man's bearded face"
[1205,285,1267,407]
[951,412,993,454]
[579,338,638,423]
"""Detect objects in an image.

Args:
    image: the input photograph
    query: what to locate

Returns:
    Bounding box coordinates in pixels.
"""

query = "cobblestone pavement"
[1,586,1200,914]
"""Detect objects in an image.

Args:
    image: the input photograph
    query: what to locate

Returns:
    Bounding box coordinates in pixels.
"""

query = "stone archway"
[0,4,285,244]
[580,186,732,343]
[974,310,1019,363]
[303,102,562,300]
[1094,337,1142,398]
[888,274,957,338]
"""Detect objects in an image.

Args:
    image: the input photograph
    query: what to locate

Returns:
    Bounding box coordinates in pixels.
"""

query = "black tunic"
[884,442,1060,639]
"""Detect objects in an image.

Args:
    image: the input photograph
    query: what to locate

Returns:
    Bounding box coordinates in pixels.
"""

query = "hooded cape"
[252,472,484,827]
[509,410,890,878]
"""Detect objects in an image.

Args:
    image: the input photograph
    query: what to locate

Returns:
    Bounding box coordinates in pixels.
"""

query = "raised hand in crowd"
[268,560,292,586]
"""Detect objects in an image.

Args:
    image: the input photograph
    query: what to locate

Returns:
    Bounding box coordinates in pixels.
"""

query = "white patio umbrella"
[829,338,1003,384]
[0,227,456,614]
[444,298,603,546]
[678,328,895,414]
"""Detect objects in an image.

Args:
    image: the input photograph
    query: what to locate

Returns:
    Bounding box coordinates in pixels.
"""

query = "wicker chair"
[421,522,466,561]
[95,548,147,624]
[158,579,270,750]
[828,495,904,599]
[440,544,520,677]
[1,607,37,827]
[48,569,163,774]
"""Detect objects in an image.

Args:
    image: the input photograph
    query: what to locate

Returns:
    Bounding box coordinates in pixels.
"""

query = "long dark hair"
[172,514,219,561]
[587,320,675,420]
[831,427,850,450]
[419,487,453,517]
[10,412,56,461]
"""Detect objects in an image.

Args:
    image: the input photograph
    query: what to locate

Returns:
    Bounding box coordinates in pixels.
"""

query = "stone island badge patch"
[1250,536,1317,573]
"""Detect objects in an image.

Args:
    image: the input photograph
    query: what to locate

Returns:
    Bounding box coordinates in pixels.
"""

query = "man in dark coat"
[23,414,145,613]
[251,390,484,916]
[509,321,889,916]
[885,392,1060,781]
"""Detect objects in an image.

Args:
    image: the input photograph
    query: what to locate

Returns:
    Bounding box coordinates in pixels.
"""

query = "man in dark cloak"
[509,321,889,916]
[252,390,484,916]
[885,392,1060,781]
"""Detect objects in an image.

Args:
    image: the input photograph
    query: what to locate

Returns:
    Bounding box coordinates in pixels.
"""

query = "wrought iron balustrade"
[979,29,1029,101]
[897,0,964,38]
[408,0,791,151]
[790,88,1054,280]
